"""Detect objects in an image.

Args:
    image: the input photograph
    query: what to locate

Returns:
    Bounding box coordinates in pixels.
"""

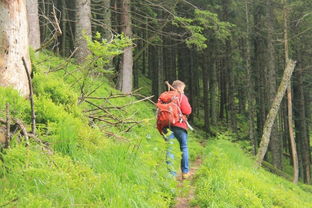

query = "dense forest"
[0,0,311,207]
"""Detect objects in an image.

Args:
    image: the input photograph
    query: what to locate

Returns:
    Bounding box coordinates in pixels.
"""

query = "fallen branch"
[28,133,53,155]
[97,95,154,110]
[85,100,122,123]
[104,131,129,142]
[82,88,143,100]
[0,198,18,208]
[13,118,29,146]
[89,116,141,125]
[262,161,292,181]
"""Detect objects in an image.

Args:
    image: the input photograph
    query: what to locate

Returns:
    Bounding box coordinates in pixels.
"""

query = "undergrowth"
[0,50,203,207]
[193,136,312,208]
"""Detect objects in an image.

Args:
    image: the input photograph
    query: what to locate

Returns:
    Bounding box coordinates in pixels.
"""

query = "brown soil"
[174,157,202,208]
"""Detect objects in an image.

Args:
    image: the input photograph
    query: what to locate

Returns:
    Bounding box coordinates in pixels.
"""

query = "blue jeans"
[165,126,189,176]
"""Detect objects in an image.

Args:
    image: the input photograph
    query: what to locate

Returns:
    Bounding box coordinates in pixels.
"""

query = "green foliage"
[194,9,234,41]
[173,16,208,50]
[193,138,312,208]
[85,33,131,71]
[0,49,204,207]
[173,9,234,50]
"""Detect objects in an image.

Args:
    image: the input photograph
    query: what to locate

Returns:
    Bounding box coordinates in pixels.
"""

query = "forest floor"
[175,157,202,208]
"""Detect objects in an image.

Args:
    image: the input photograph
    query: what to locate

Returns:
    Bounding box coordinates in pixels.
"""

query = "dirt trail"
[175,157,202,208]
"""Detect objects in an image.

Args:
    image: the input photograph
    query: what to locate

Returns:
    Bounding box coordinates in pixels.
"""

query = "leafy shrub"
[0,87,29,120]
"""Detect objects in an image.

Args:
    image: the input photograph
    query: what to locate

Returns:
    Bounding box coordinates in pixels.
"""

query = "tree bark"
[0,0,32,97]
[287,85,298,184]
[59,0,67,56]
[75,0,92,63]
[118,0,133,93]
[102,0,112,40]
[256,59,296,168]
[253,2,266,140]
[202,50,210,132]
[266,0,282,169]
[245,0,256,155]
[283,1,298,184]
[26,0,41,50]
[294,69,311,184]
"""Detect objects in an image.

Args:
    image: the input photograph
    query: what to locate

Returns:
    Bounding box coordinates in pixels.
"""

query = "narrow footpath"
[175,157,202,208]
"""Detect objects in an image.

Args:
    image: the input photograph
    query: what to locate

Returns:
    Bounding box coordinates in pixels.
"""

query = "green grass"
[193,137,312,208]
[2,50,309,208]
[0,51,203,207]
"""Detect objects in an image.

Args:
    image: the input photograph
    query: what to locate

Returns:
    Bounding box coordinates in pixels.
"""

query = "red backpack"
[156,90,184,134]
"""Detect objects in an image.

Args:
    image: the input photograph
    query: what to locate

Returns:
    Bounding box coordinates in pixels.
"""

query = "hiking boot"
[182,172,191,180]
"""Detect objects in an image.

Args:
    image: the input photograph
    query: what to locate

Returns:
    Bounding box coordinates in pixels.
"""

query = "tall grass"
[193,138,312,208]
[0,51,203,207]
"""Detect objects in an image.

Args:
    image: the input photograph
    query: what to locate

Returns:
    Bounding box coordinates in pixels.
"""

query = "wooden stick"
[99,95,154,110]
[85,100,122,123]
[22,57,36,135]
[104,131,129,142]
[12,118,29,146]
[5,103,10,148]
[165,81,176,91]
[0,198,18,207]
[135,94,156,104]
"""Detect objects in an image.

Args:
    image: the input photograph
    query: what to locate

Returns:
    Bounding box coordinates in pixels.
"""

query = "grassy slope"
[193,135,312,208]
[0,52,311,208]
[0,52,202,207]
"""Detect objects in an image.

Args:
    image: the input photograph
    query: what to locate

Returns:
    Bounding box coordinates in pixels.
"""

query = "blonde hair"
[172,80,185,89]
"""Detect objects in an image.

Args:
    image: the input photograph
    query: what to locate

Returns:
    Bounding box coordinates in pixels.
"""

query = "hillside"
[0,52,311,207]
[193,138,312,208]
[0,51,203,207]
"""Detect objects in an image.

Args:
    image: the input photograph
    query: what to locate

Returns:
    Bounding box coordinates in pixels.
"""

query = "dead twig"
[22,57,36,135]
[85,95,154,110]
[5,103,10,148]
[36,4,62,52]
[82,88,143,100]
[0,198,18,207]
[48,48,78,73]
[85,100,123,123]
[104,131,129,142]
[89,116,141,125]
[12,118,29,146]
[28,133,53,155]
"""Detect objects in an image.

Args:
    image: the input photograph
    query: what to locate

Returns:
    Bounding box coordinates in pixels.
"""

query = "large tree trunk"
[75,0,92,63]
[283,1,299,184]
[26,0,41,50]
[0,0,32,97]
[294,69,311,184]
[256,59,296,168]
[59,0,67,56]
[245,0,256,155]
[202,50,210,132]
[118,0,133,93]
[253,2,266,140]
[266,0,282,169]
[102,0,112,40]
